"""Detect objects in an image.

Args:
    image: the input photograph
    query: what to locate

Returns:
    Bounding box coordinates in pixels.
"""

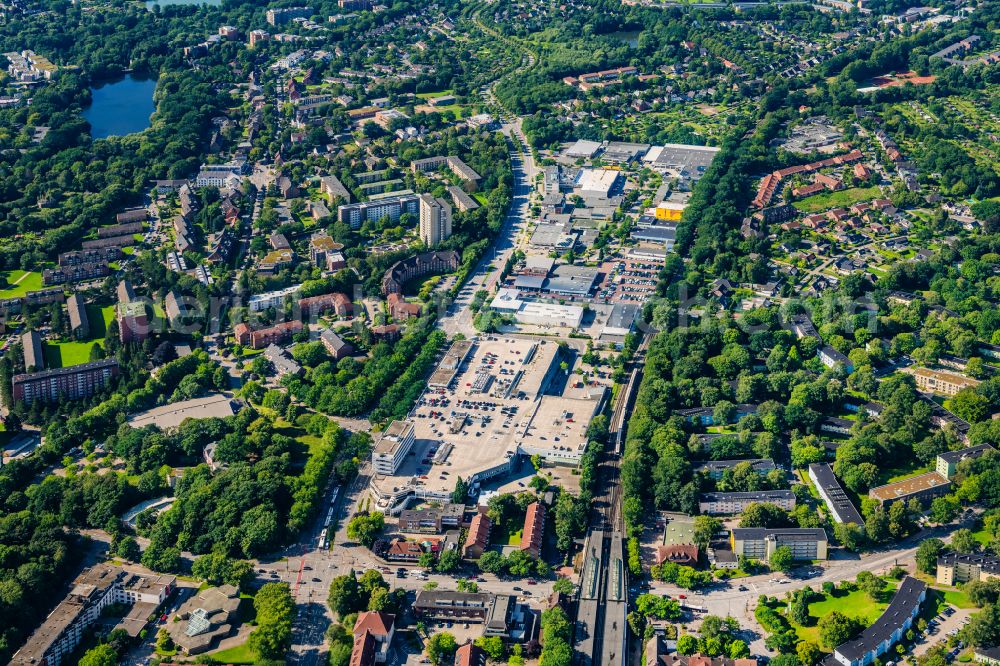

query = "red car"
[678,594,687,599]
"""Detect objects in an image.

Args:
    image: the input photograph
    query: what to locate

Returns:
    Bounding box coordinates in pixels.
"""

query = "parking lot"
[913,604,974,658]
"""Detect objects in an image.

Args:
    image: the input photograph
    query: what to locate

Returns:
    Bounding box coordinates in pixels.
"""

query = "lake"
[83,75,157,139]
[608,30,641,47]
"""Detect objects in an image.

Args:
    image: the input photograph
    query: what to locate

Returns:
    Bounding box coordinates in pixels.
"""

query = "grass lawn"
[879,463,931,485]
[792,186,883,214]
[0,270,44,299]
[942,588,976,609]
[473,192,489,206]
[266,412,327,459]
[791,587,890,644]
[970,526,992,546]
[42,305,116,368]
[506,529,524,546]
[208,641,255,664]
[415,89,454,100]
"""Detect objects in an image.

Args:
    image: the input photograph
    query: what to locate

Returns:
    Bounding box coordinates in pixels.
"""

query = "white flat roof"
[565,139,602,158]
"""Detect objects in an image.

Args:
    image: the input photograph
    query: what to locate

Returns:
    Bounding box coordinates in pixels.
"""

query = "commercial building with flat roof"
[369,337,603,513]
[832,576,926,666]
[936,444,995,479]
[545,264,599,297]
[809,463,865,527]
[936,552,1000,586]
[398,503,465,534]
[699,490,795,515]
[868,471,950,508]
[575,168,622,198]
[413,590,491,621]
[730,528,828,561]
[372,420,415,475]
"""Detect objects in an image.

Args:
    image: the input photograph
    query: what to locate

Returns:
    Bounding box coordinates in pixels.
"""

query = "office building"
[730,528,828,561]
[868,471,951,508]
[936,552,1000,586]
[418,193,453,247]
[698,490,795,515]
[808,463,865,527]
[12,358,119,404]
[936,444,995,479]
[831,577,926,666]
[372,420,415,475]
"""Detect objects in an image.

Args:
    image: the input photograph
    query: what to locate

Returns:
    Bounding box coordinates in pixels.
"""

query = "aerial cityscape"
[0,0,998,665]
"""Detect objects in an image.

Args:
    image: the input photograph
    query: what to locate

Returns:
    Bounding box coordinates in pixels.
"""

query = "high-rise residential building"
[418,193,452,247]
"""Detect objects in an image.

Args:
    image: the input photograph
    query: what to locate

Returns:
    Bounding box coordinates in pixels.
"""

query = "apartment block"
[12,564,174,666]
[808,463,865,527]
[418,193,453,247]
[337,194,419,229]
[832,577,926,666]
[936,552,1000,586]
[906,367,981,396]
[936,444,995,479]
[868,471,951,509]
[698,490,795,515]
[730,528,828,561]
[12,358,119,404]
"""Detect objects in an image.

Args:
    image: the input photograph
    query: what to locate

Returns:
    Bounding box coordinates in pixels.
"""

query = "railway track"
[572,335,650,665]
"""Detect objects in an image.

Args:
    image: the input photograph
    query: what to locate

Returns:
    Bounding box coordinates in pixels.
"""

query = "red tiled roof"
[354,611,395,639]
[520,502,546,556]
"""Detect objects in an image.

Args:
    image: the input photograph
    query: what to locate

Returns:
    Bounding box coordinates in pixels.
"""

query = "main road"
[438,117,538,338]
